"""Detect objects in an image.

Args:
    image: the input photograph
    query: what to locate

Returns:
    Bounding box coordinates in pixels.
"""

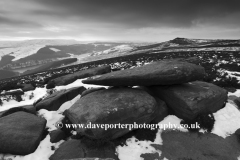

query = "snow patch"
[212,103,240,138]
[228,89,240,97]
[0,45,45,61]
[116,115,187,160]
[55,78,107,91]
[38,109,64,131]
[0,87,47,112]
[49,48,61,52]
[93,45,133,56]
[38,94,81,131]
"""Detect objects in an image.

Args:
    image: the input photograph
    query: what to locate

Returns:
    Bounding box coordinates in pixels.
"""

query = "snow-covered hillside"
[0,39,80,61]
[0,45,45,61]
[0,39,79,48]
[91,44,135,56]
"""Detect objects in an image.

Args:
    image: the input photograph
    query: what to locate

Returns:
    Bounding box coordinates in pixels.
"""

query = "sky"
[0,0,240,42]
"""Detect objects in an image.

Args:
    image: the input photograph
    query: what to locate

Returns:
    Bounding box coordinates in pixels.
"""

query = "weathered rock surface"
[141,130,240,160]
[50,129,67,143]
[47,65,111,88]
[65,88,160,139]
[81,87,106,97]
[36,86,86,111]
[148,81,227,120]
[151,98,168,124]
[20,83,35,92]
[50,138,118,160]
[82,60,205,86]
[0,112,46,155]
[0,105,36,118]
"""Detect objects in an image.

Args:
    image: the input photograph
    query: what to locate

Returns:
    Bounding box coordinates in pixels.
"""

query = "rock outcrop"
[50,129,67,143]
[65,87,166,139]
[0,112,46,155]
[82,60,205,86]
[148,81,227,120]
[36,86,86,111]
[0,56,235,160]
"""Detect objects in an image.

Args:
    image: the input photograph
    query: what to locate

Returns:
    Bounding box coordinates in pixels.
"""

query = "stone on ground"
[148,81,227,120]
[65,87,162,139]
[0,112,47,155]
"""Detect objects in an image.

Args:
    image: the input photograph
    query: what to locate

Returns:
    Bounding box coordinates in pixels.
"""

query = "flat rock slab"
[82,60,205,86]
[47,65,111,87]
[65,88,161,139]
[0,112,46,155]
[36,86,86,111]
[141,130,240,160]
[148,81,227,120]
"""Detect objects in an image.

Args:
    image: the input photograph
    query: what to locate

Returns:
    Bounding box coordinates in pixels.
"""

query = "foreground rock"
[151,98,168,124]
[148,81,227,120]
[50,129,67,143]
[47,65,111,88]
[65,88,163,139]
[0,112,46,155]
[141,130,240,160]
[0,105,36,118]
[36,86,86,111]
[82,60,205,86]
[50,138,118,160]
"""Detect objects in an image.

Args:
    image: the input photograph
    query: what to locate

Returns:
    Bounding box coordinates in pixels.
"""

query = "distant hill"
[0,40,134,72]
[1,38,239,75]
[0,70,18,80]
[79,37,240,63]
[22,58,78,75]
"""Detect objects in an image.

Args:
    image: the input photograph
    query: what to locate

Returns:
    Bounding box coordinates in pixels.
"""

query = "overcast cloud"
[0,0,239,42]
